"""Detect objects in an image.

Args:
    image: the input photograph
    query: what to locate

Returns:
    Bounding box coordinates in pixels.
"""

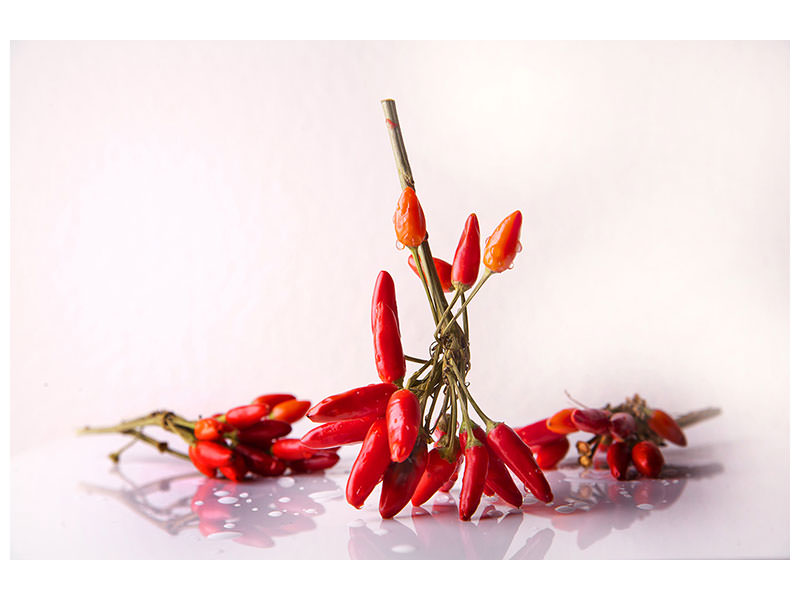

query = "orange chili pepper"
[483,210,522,273]
[393,187,426,248]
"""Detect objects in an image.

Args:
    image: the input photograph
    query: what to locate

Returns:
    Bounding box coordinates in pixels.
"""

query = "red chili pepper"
[346,419,392,509]
[307,383,397,423]
[458,434,489,521]
[300,416,374,449]
[516,418,569,446]
[483,482,495,496]
[236,420,292,449]
[371,271,398,333]
[269,399,311,423]
[571,408,611,434]
[393,187,426,248]
[533,436,570,470]
[546,408,579,435]
[407,255,454,293]
[379,440,428,518]
[648,409,687,446]
[439,454,463,492]
[225,404,269,429]
[188,444,217,478]
[251,393,296,411]
[385,389,421,463]
[485,422,553,503]
[373,301,405,385]
[194,440,234,468]
[609,412,636,441]
[483,210,522,273]
[607,441,631,480]
[451,213,481,289]
[472,426,523,508]
[632,441,664,478]
[411,444,461,507]
[289,450,340,473]
[234,443,286,477]
[194,417,225,441]
[270,438,315,461]
[219,452,248,481]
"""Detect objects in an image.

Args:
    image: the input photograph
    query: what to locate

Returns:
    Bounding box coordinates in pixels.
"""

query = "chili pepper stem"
[675,407,722,428]
[404,354,429,364]
[434,287,464,332]
[438,270,491,335]
[108,437,138,463]
[79,411,197,447]
[448,358,495,429]
[410,246,439,322]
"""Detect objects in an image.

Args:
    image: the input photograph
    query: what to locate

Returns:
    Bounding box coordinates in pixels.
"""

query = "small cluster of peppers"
[80,393,340,481]
[515,394,698,480]
[303,166,552,520]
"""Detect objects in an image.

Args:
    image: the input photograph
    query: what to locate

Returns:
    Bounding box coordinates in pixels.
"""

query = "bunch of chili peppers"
[80,393,340,481]
[515,394,721,480]
[300,100,554,520]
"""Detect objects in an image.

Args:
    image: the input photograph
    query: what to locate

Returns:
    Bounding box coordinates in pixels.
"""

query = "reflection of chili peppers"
[393,187,426,248]
[458,432,489,521]
[373,301,405,385]
[300,416,374,449]
[485,423,553,503]
[407,255,453,293]
[385,389,421,462]
[483,210,522,273]
[307,383,396,423]
[379,440,428,518]
[269,399,311,423]
[632,441,664,478]
[451,213,480,289]
[346,419,392,509]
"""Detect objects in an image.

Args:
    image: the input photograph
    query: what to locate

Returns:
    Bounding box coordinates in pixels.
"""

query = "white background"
[11,41,787,467]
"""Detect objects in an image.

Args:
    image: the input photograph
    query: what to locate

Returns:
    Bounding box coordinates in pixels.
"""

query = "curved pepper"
[236,420,292,449]
[451,213,481,289]
[188,444,218,478]
[379,440,428,518]
[393,187,426,248]
[546,408,579,435]
[371,271,399,333]
[458,433,489,521]
[516,418,570,446]
[411,444,462,506]
[301,416,374,449]
[483,210,522,273]
[631,440,664,478]
[485,422,553,503]
[472,426,522,507]
[346,419,392,509]
[225,404,269,429]
[648,409,687,446]
[407,255,454,293]
[373,302,405,385]
[607,441,631,480]
[571,409,611,435]
[385,389,421,462]
[307,383,397,423]
[532,436,570,470]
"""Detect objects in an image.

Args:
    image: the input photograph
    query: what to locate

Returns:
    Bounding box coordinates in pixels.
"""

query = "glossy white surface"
[11,419,787,559]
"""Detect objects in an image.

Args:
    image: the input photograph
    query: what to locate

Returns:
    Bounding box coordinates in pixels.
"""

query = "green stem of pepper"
[438,270,492,335]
